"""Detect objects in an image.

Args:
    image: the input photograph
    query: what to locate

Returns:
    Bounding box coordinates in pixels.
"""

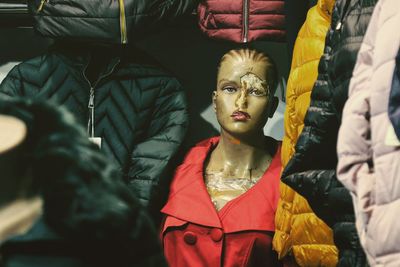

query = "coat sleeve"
[282,45,340,178]
[282,169,353,227]
[127,77,188,214]
[282,168,367,266]
[336,1,380,236]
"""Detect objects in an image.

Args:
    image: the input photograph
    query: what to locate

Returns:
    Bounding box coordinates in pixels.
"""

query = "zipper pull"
[88,87,95,137]
[335,22,342,31]
[37,0,48,13]
[88,88,94,108]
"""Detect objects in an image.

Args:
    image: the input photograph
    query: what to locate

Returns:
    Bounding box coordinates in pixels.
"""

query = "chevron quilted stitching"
[96,89,138,132]
[0,52,188,211]
[38,65,58,89]
[116,80,141,114]
[99,113,131,165]
[97,101,134,149]
[101,130,127,168]
[46,74,71,100]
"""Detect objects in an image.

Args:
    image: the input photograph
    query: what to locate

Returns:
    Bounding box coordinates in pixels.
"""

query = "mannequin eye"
[222,86,237,94]
[249,88,266,96]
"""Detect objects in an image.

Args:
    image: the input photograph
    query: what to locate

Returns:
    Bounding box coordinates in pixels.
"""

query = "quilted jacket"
[273,0,338,266]
[29,0,198,44]
[197,0,285,43]
[0,42,188,220]
[337,1,400,265]
[281,0,378,266]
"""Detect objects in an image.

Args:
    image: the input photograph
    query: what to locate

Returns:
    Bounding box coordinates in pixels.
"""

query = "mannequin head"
[213,49,278,138]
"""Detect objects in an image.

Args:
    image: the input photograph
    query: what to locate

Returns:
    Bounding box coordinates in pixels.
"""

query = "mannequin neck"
[208,130,271,178]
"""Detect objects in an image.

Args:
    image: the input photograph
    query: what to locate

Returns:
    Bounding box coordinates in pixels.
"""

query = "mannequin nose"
[235,89,248,109]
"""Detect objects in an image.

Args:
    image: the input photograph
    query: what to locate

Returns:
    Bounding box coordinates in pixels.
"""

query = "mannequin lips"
[231,111,251,121]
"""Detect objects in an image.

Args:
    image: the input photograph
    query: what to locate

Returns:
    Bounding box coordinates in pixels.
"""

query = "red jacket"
[197,0,285,43]
[161,137,282,267]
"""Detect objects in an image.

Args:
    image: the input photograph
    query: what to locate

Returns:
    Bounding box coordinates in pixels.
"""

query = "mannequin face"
[214,56,273,137]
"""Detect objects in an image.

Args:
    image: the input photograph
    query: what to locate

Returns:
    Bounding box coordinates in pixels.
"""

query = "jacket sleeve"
[282,45,340,178]
[337,2,379,236]
[282,168,367,267]
[282,169,353,227]
[127,78,188,213]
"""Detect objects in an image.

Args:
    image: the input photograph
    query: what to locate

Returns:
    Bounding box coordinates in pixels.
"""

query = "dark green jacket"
[0,43,188,219]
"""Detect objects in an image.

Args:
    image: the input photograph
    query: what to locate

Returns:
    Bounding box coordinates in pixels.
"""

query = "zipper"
[119,0,128,44]
[88,87,95,137]
[242,0,249,43]
[82,60,95,138]
[242,0,250,43]
[37,0,48,13]
[83,58,121,137]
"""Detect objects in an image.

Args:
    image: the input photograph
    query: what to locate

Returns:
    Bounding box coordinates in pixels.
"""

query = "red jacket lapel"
[161,137,222,228]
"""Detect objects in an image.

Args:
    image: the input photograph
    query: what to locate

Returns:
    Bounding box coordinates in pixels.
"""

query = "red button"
[210,228,223,242]
[183,231,197,245]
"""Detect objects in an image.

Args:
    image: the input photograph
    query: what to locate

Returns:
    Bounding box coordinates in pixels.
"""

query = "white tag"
[89,137,102,148]
[385,124,400,146]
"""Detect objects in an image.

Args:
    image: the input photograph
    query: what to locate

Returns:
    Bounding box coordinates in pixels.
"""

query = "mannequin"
[161,49,282,267]
[205,49,279,211]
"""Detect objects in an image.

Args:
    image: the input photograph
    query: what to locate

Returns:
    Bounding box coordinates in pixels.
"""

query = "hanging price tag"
[89,137,102,148]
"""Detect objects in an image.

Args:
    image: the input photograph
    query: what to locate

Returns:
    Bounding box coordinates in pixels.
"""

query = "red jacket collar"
[161,137,281,232]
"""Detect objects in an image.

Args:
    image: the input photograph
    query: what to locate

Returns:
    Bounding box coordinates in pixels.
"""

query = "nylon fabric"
[337,1,400,265]
[28,0,198,43]
[0,44,188,220]
[280,0,378,265]
[273,0,337,265]
[197,0,285,43]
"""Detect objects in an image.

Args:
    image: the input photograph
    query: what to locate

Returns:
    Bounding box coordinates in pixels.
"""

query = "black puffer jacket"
[281,0,378,266]
[0,42,188,220]
[29,0,199,43]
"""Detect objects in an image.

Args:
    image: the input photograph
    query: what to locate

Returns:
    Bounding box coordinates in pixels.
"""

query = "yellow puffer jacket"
[273,1,338,266]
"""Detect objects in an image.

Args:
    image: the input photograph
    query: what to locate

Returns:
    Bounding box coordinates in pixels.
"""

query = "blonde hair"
[218,49,278,93]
